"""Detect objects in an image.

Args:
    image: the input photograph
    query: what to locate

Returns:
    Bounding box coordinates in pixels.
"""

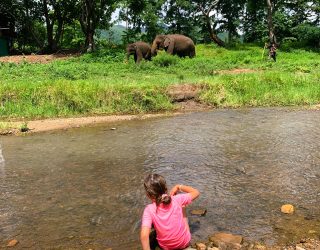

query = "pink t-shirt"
[141,193,192,250]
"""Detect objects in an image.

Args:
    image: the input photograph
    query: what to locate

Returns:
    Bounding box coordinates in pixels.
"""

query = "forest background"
[1,0,319,53]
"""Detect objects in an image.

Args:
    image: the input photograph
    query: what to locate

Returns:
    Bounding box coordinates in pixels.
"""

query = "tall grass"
[0,44,319,119]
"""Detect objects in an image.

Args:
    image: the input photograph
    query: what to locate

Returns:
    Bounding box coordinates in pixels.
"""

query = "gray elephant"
[151,34,195,58]
[126,41,152,64]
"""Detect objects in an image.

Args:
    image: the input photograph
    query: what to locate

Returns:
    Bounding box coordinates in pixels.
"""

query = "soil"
[0,113,182,135]
[0,54,76,64]
[0,100,212,136]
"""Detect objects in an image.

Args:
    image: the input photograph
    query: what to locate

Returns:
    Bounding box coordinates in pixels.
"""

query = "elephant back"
[168,34,195,56]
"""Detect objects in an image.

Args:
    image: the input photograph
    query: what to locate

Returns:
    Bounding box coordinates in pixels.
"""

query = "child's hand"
[170,185,180,196]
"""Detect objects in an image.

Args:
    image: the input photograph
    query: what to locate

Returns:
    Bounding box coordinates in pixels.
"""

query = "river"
[0,108,319,249]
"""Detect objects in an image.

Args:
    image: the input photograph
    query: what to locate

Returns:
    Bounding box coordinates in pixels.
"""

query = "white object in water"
[0,144,5,176]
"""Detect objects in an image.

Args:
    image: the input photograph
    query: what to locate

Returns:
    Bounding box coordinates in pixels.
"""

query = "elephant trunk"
[126,47,132,61]
[151,47,157,57]
[151,40,158,56]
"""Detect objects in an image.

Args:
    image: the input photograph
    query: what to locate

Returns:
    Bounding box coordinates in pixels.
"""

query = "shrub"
[152,53,179,67]
[280,37,298,52]
[291,24,320,48]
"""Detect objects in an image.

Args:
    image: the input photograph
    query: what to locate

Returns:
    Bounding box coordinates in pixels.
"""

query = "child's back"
[141,174,200,250]
[142,193,192,249]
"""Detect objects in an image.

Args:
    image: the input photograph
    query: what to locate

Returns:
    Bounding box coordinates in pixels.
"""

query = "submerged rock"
[281,204,295,214]
[191,209,207,216]
[195,242,206,250]
[209,232,243,248]
[7,239,19,247]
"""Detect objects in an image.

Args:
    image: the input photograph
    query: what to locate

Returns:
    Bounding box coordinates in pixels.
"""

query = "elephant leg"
[136,56,142,64]
[134,54,137,63]
[135,47,143,64]
[145,50,152,61]
[189,47,196,58]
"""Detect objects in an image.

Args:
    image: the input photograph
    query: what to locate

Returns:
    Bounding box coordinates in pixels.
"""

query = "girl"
[141,174,200,250]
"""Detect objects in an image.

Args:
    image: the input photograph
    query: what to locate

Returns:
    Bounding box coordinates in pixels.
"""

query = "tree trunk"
[85,30,95,51]
[80,0,97,51]
[204,15,225,47]
[43,0,54,52]
[53,12,64,51]
[266,0,276,44]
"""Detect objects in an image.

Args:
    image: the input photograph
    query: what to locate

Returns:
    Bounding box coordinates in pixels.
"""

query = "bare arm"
[170,184,200,200]
[140,226,151,250]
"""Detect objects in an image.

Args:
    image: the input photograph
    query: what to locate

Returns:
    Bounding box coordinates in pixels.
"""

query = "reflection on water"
[0,108,320,249]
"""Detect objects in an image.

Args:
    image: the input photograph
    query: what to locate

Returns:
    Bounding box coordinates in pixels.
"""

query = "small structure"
[0,27,10,56]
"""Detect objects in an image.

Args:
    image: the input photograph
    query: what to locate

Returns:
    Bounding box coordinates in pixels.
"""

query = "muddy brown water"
[0,108,320,249]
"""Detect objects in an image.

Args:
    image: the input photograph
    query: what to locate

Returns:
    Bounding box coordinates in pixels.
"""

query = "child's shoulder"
[144,202,156,212]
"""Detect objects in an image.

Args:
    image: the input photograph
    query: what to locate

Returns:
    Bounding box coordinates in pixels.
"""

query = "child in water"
[141,174,200,250]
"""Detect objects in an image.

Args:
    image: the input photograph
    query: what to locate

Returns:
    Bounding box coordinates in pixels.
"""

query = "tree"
[266,0,276,43]
[243,0,266,42]
[79,0,117,51]
[42,0,76,52]
[191,0,225,46]
[218,0,245,43]
[163,0,199,41]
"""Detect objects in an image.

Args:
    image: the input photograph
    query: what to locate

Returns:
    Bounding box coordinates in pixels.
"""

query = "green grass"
[0,44,319,120]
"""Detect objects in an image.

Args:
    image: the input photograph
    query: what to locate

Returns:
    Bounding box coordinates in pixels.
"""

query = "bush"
[280,37,298,51]
[152,53,179,67]
[292,24,320,48]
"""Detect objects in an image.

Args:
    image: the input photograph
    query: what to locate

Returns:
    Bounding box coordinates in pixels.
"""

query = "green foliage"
[291,24,320,47]
[152,53,179,67]
[0,45,320,119]
[280,37,298,52]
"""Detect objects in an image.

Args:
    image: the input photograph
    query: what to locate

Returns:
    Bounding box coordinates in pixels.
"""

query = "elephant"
[126,41,152,64]
[151,34,195,58]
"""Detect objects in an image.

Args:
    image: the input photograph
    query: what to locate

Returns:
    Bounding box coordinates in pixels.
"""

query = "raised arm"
[170,184,200,200]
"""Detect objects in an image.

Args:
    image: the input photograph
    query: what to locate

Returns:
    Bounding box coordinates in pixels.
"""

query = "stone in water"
[195,242,206,250]
[7,239,18,247]
[209,232,243,246]
[191,209,207,216]
[281,204,294,214]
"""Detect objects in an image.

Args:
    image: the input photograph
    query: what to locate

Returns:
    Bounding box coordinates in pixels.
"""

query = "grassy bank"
[0,44,319,120]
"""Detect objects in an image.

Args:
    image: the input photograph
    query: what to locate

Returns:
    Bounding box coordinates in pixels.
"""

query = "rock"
[296,246,305,250]
[308,230,316,234]
[183,247,196,250]
[207,247,219,250]
[195,242,206,250]
[254,244,267,250]
[110,128,116,130]
[209,232,243,247]
[7,239,19,247]
[191,209,207,216]
[281,204,295,214]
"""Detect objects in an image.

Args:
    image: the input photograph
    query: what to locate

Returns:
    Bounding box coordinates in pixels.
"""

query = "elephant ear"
[163,37,171,48]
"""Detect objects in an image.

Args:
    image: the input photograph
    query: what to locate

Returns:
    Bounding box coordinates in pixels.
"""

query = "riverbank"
[2,104,320,135]
[0,112,180,135]
[0,45,319,121]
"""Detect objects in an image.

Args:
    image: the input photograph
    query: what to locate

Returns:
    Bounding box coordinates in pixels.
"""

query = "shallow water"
[0,108,320,249]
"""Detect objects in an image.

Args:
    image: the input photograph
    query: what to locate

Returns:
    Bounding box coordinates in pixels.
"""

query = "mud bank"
[0,112,183,135]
